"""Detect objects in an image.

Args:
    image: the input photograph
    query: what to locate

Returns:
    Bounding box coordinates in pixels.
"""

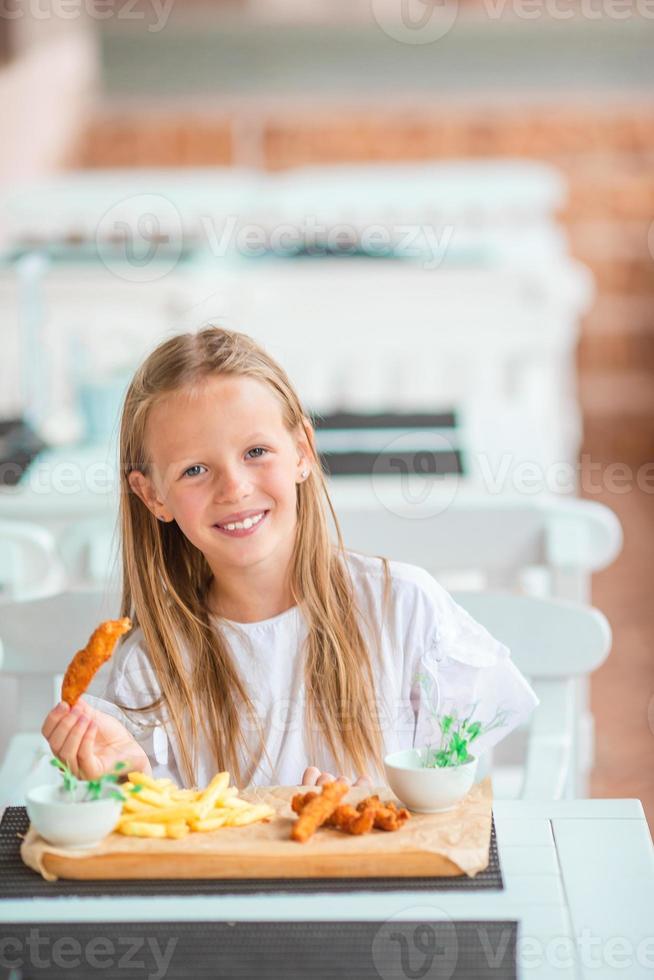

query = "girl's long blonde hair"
[117,326,388,787]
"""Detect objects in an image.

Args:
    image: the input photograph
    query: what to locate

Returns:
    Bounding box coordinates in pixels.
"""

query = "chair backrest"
[450,590,612,679]
[0,589,122,733]
[0,519,67,601]
[331,488,622,602]
[57,517,121,590]
[450,590,612,799]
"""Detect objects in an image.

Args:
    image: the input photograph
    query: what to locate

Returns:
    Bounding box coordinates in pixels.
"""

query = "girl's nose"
[214,467,251,503]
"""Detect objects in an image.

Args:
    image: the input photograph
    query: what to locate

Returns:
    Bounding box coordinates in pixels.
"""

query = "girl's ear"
[128,470,170,521]
[296,416,318,473]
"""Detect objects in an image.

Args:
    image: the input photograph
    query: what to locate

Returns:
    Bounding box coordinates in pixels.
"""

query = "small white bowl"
[25,784,123,849]
[384,748,478,813]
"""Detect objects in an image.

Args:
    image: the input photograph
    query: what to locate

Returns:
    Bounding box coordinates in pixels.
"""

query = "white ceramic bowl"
[384,748,478,813]
[25,784,123,849]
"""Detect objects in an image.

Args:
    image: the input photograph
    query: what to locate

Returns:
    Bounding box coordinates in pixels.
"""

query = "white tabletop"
[2,798,653,980]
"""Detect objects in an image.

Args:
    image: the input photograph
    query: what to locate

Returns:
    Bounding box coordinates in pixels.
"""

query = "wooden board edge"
[42,849,472,880]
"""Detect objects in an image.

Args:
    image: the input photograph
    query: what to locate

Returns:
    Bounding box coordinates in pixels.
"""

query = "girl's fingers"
[302,768,354,786]
[55,714,93,776]
[47,706,86,756]
[353,774,373,787]
[73,698,94,720]
[41,701,70,741]
[77,722,102,780]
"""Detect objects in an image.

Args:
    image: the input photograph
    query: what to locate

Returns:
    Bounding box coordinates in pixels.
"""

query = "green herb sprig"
[415,670,514,769]
[49,757,143,802]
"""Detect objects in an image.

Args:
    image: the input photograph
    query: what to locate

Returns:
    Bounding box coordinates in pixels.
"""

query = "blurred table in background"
[0,160,592,479]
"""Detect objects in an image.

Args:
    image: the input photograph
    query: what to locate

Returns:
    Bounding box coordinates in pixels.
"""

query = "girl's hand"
[300,766,372,788]
[41,700,152,781]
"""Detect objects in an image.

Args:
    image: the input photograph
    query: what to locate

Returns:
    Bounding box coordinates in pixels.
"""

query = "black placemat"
[0,806,503,897]
[0,920,518,979]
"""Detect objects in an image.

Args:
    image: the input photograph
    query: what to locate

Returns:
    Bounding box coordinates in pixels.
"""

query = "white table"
[2,798,652,980]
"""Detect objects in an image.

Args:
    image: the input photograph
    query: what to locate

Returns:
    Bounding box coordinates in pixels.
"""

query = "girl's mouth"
[213,510,269,538]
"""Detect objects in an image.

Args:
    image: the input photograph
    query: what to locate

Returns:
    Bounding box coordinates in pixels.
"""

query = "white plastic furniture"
[0,518,66,601]
[0,589,121,806]
[57,515,121,590]
[0,521,68,790]
[1,797,652,980]
[451,591,612,801]
[333,488,622,797]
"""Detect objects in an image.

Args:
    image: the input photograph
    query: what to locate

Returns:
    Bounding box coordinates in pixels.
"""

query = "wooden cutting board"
[22,779,493,881]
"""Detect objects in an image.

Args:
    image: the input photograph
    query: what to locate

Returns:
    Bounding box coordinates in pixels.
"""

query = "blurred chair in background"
[0,589,121,807]
[334,490,622,797]
[0,519,68,774]
[0,519,66,601]
[453,591,612,801]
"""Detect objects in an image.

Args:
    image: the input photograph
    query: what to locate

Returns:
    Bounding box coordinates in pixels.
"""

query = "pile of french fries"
[116,770,275,839]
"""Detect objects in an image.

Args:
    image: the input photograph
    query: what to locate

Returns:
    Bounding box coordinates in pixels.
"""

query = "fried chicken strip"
[291,792,376,835]
[61,617,132,706]
[290,779,349,843]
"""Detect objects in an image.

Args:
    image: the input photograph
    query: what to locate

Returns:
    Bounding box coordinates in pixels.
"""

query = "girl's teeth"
[222,512,265,531]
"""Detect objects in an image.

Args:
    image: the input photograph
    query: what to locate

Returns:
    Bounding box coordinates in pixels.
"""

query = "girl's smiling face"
[129,374,312,572]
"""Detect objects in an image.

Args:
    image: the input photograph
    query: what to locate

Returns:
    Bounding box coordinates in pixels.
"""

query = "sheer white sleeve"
[410,581,540,759]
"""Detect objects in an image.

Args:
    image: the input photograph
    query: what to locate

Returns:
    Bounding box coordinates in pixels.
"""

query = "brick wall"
[76,103,654,463]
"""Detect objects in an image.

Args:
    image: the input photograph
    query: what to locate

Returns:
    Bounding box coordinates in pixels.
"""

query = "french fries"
[115,770,274,839]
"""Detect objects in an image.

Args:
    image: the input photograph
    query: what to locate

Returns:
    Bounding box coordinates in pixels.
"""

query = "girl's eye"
[183,465,206,478]
[246,447,268,459]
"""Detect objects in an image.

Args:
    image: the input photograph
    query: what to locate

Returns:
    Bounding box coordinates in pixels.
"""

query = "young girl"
[42,327,539,790]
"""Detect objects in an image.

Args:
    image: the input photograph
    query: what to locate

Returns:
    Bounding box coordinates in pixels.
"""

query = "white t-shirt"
[85,551,540,788]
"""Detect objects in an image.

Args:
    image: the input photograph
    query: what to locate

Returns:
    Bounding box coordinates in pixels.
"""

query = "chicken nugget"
[328,803,376,835]
[290,779,349,843]
[356,795,411,831]
[62,617,132,706]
